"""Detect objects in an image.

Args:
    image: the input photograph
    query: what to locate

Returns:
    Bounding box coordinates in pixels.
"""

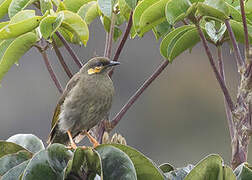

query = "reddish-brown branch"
[195,23,235,112]
[52,38,73,78]
[55,31,83,68]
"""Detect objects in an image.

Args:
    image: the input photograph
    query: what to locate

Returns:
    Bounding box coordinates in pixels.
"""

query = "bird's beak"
[107,61,120,67]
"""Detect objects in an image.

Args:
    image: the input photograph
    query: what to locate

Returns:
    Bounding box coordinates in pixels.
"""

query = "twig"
[109,11,133,77]
[36,46,63,93]
[224,19,244,70]
[104,12,116,58]
[217,46,235,139]
[55,31,83,68]
[195,23,235,111]
[240,0,250,63]
[52,38,73,78]
[104,33,109,57]
[110,60,169,130]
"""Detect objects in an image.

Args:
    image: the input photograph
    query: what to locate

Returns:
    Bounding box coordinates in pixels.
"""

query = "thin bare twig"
[52,38,73,78]
[195,23,235,111]
[36,46,63,93]
[104,13,116,58]
[110,60,169,130]
[55,31,83,68]
[240,0,250,63]
[224,19,244,70]
[217,46,235,139]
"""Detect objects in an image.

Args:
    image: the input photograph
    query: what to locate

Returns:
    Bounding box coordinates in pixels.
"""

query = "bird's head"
[81,57,120,75]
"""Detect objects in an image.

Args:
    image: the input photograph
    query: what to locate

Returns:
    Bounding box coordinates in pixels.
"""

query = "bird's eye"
[96,62,103,67]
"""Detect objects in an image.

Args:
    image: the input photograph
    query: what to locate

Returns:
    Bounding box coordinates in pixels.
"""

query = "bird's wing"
[48,73,81,140]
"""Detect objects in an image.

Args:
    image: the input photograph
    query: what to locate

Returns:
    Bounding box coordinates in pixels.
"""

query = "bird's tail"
[47,126,70,146]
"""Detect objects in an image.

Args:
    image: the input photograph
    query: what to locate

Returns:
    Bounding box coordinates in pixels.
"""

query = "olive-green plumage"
[47,57,119,145]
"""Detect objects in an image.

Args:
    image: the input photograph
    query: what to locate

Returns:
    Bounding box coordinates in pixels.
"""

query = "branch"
[240,0,250,63]
[195,23,235,111]
[109,11,133,77]
[217,46,235,139]
[224,19,244,71]
[104,12,116,58]
[52,38,73,78]
[55,31,83,68]
[109,60,169,130]
[36,46,63,93]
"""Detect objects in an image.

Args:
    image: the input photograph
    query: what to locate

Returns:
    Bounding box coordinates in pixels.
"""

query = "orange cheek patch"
[88,67,102,74]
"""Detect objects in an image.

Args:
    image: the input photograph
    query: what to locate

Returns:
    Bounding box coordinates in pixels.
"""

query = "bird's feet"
[67,130,78,150]
[83,130,100,148]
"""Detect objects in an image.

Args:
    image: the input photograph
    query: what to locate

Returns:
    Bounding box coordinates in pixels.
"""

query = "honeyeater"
[47,57,119,149]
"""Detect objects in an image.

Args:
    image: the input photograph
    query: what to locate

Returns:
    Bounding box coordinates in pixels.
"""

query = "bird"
[47,57,120,149]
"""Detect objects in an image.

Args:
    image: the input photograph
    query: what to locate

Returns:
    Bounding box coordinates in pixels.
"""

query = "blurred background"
[0,19,250,168]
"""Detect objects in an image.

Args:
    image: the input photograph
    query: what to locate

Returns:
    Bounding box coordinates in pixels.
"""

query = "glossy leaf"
[40,0,53,15]
[111,144,165,180]
[119,0,131,20]
[0,22,9,29]
[0,150,32,176]
[0,16,42,39]
[165,164,194,180]
[22,144,72,180]
[9,10,35,24]
[153,20,173,40]
[0,0,12,19]
[7,134,44,154]
[138,0,169,36]
[60,10,89,45]
[159,163,174,173]
[39,12,64,40]
[205,21,226,44]
[0,33,37,82]
[184,154,234,180]
[96,144,137,180]
[165,0,191,25]
[125,0,137,9]
[77,1,99,25]
[63,0,92,12]
[98,0,112,17]
[8,0,34,18]
[0,141,27,158]
[224,165,236,180]
[101,16,122,41]
[1,160,29,180]
[234,163,252,180]
[160,25,195,58]
[197,0,229,20]
[65,147,101,179]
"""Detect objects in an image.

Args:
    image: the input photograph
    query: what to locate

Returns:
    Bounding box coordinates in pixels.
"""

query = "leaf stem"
[36,46,63,93]
[104,12,116,58]
[239,0,250,63]
[195,23,235,111]
[224,19,244,70]
[217,46,234,139]
[52,38,73,78]
[110,60,169,130]
[55,31,83,68]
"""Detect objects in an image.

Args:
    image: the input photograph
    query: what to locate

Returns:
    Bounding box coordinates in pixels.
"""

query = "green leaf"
[159,163,174,173]
[234,163,252,180]
[125,0,137,9]
[77,1,99,25]
[197,0,230,21]
[111,144,165,180]
[0,22,9,30]
[184,154,232,180]
[0,33,37,82]
[0,150,32,176]
[165,0,191,25]
[98,0,112,17]
[7,134,44,154]
[96,144,137,180]
[65,147,101,179]
[153,21,173,40]
[205,20,226,43]
[63,0,92,12]
[133,0,158,33]
[9,10,35,24]
[138,0,169,36]
[40,0,53,15]
[0,141,27,158]
[0,0,12,19]
[119,0,131,20]
[165,164,194,180]
[22,144,72,180]
[160,25,195,58]
[1,160,29,180]
[60,10,89,45]
[224,165,236,180]
[0,16,42,39]
[8,0,34,18]
[39,12,64,40]
[101,16,123,41]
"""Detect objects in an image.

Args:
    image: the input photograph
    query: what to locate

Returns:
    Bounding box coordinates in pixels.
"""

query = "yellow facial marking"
[88,67,102,74]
